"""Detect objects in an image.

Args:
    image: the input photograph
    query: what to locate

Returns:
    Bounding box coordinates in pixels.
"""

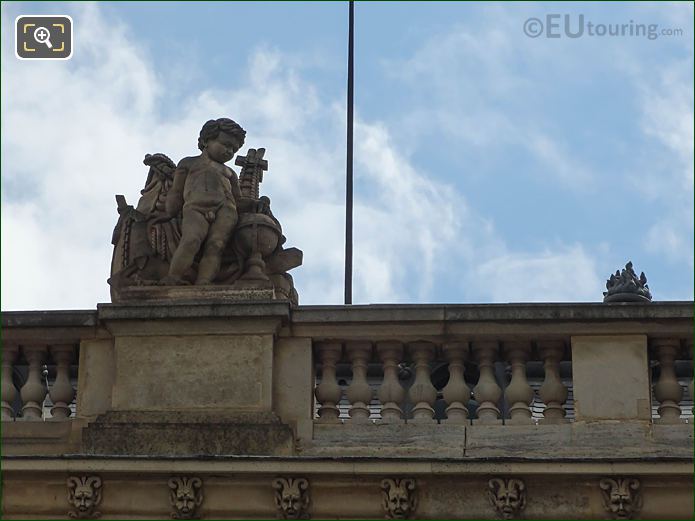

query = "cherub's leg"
[167,208,209,281]
[196,205,238,284]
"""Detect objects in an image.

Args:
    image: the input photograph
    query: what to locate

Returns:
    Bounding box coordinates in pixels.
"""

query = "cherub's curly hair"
[197,118,246,151]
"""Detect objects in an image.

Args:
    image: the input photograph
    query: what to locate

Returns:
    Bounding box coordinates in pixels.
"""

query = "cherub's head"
[198,118,246,163]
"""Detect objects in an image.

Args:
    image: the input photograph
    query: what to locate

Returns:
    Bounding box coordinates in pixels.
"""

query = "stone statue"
[603,261,652,303]
[109,118,302,304]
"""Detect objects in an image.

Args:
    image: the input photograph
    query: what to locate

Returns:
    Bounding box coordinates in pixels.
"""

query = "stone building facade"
[1,300,693,519]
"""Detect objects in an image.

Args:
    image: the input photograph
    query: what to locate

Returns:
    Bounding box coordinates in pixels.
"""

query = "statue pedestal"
[111,284,275,304]
[81,301,296,456]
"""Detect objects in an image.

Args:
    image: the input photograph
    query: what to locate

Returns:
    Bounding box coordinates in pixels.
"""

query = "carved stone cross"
[236,148,268,199]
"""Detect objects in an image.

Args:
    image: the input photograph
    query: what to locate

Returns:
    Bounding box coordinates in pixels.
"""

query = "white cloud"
[384,10,597,191]
[633,60,694,267]
[469,245,603,303]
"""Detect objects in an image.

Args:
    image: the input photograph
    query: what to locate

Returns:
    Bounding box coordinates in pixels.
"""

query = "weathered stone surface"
[572,335,651,420]
[112,284,275,304]
[307,422,693,461]
[97,300,290,321]
[1,465,693,519]
[82,411,294,456]
[2,300,693,519]
[110,334,273,411]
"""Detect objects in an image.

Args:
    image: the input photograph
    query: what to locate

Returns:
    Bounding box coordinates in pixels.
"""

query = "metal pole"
[344,0,354,305]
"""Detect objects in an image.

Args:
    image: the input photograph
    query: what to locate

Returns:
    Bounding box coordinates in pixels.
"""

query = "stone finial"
[599,477,642,520]
[381,478,417,519]
[168,476,203,519]
[487,478,526,519]
[273,477,310,519]
[603,261,652,302]
[67,475,102,519]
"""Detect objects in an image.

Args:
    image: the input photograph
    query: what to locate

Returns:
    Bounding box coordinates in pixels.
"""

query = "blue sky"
[1,1,693,309]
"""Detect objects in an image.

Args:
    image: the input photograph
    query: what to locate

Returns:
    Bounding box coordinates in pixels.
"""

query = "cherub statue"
[156,118,259,285]
[108,118,302,303]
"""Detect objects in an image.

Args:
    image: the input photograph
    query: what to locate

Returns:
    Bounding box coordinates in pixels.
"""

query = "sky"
[1,1,693,310]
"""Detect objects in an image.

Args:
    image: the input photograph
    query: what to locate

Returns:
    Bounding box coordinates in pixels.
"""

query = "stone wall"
[2,301,693,519]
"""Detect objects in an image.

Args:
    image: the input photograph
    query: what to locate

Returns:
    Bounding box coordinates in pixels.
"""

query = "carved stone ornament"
[603,261,652,302]
[273,477,310,519]
[67,475,102,519]
[169,476,203,519]
[599,477,643,519]
[109,118,302,304]
[487,478,526,520]
[381,478,417,519]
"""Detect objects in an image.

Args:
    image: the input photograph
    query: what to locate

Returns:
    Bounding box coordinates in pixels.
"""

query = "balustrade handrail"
[1,302,692,429]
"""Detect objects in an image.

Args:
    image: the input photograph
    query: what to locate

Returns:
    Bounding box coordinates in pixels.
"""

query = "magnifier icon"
[33,26,53,49]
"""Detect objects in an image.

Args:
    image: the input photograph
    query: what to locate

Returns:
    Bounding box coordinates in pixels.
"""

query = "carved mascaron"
[273,477,311,519]
[169,476,204,519]
[67,475,102,519]
[487,478,526,519]
[381,478,417,519]
[599,477,643,520]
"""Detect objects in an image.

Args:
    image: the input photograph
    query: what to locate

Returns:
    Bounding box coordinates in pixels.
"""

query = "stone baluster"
[652,338,683,423]
[19,345,48,420]
[48,344,76,420]
[345,342,373,423]
[538,340,568,424]
[1,345,19,421]
[686,339,694,404]
[376,342,406,423]
[407,342,437,423]
[503,341,534,424]
[442,342,470,423]
[314,342,343,423]
[472,341,502,423]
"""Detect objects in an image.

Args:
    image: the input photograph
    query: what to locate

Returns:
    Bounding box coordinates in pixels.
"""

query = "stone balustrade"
[313,336,694,425]
[1,302,693,519]
[1,343,78,422]
[312,339,556,424]
[0,302,692,437]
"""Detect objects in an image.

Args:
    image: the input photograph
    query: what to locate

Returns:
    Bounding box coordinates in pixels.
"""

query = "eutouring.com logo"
[523,14,683,40]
